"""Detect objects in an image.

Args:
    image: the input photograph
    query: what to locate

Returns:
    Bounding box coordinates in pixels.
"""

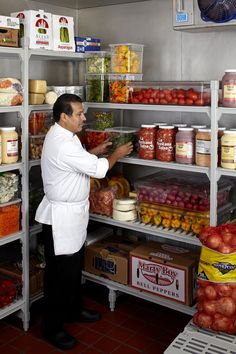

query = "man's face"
[62,102,86,133]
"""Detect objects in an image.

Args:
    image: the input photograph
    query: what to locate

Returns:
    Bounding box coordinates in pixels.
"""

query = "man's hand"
[107,142,133,170]
[89,140,112,156]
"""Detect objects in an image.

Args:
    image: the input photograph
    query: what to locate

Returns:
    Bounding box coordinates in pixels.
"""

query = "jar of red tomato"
[156,126,175,162]
[139,124,156,160]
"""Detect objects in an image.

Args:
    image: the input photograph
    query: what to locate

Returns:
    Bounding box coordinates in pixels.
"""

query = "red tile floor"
[0,283,191,353]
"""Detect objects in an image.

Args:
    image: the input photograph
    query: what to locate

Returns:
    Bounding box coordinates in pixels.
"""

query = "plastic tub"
[92,111,113,130]
[85,51,111,74]
[85,128,109,150]
[105,126,139,153]
[29,135,45,160]
[109,74,142,103]
[85,74,109,102]
[109,43,144,74]
[29,110,53,135]
[0,172,19,204]
[0,200,21,237]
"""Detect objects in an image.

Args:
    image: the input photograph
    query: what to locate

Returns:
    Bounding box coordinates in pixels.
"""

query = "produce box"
[84,236,140,284]
[105,126,139,153]
[109,43,144,74]
[128,81,211,106]
[0,16,19,47]
[85,51,111,74]
[29,110,53,135]
[130,242,199,305]
[0,200,21,237]
[52,14,75,51]
[0,172,19,204]
[75,36,100,53]
[12,10,52,50]
[29,135,45,160]
[109,74,142,103]
[135,171,232,212]
[85,128,109,150]
[85,74,109,102]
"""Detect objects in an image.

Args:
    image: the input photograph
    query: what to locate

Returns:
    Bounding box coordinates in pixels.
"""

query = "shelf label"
[176,12,189,23]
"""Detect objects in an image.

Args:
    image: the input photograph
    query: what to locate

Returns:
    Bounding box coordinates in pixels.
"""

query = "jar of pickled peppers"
[139,124,156,160]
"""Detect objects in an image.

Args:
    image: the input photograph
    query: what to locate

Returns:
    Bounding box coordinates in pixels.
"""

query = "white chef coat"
[35,123,109,255]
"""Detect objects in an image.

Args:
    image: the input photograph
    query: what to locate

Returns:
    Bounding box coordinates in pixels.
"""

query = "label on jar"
[176,142,193,158]
[6,139,18,157]
[156,141,173,152]
[139,139,155,151]
[0,140,1,162]
[223,84,236,100]
[221,146,236,163]
[196,139,211,155]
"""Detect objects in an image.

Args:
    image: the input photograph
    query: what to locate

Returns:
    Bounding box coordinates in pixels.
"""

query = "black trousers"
[42,224,84,335]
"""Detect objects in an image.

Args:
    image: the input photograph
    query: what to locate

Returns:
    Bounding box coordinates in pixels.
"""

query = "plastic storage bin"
[29,135,45,160]
[128,81,211,106]
[85,74,109,102]
[109,43,144,74]
[0,172,19,204]
[105,126,139,153]
[109,74,142,103]
[85,51,111,74]
[0,272,21,308]
[92,111,113,130]
[135,171,232,212]
[29,110,53,135]
[85,128,109,150]
[0,200,21,237]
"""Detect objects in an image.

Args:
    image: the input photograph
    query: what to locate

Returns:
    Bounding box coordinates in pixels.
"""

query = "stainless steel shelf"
[30,224,42,236]
[89,213,201,246]
[0,231,25,246]
[29,49,85,61]
[218,167,236,178]
[218,107,236,116]
[0,162,23,173]
[30,291,43,305]
[83,271,195,316]
[29,159,41,168]
[0,47,24,58]
[85,102,211,115]
[0,298,25,320]
[0,106,23,114]
[29,104,53,111]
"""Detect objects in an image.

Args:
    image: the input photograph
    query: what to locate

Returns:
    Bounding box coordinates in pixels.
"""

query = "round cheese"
[112,209,137,221]
[29,80,47,94]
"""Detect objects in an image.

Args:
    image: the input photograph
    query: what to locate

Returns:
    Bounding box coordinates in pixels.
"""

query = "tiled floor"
[0,283,191,353]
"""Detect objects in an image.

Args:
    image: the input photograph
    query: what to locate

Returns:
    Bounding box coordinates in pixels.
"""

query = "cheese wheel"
[113,198,136,211]
[29,93,45,105]
[29,80,47,94]
[45,91,58,105]
[112,209,137,221]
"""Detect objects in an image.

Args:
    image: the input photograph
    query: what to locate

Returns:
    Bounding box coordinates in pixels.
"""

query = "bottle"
[175,128,195,165]
[222,70,236,107]
[0,127,19,164]
[156,126,175,162]
[221,130,236,169]
[196,129,211,167]
[139,124,156,160]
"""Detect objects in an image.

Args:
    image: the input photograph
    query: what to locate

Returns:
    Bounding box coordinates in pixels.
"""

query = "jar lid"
[173,124,187,127]
[141,124,156,128]
[230,128,236,131]
[225,69,236,73]
[178,127,193,131]
[159,126,174,129]
[152,122,167,126]
[191,125,207,129]
[198,128,211,133]
[218,127,226,131]
[0,127,16,131]
[224,130,236,134]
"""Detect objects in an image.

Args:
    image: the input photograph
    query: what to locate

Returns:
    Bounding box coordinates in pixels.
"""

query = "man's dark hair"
[53,93,83,122]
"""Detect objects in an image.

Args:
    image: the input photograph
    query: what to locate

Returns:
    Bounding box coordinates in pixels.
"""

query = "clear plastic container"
[51,86,67,96]
[65,86,84,100]
[222,70,236,107]
[109,74,142,103]
[175,128,195,165]
[128,81,211,106]
[85,74,109,102]
[92,111,113,131]
[85,128,109,150]
[134,171,232,212]
[109,43,144,74]
[105,126,139,153]
[29,110,53,135]
[0,200,20,237]
[85,51,111,74]
[0,172,19,204]
[29,135,45,160]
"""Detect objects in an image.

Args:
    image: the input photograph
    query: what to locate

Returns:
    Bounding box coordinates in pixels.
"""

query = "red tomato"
[178,98,185,105]
[143,92,151,99]
[206,233,222,250]
[170,98,178,105]
[159,99,168,105]
[165,95,172,103]
[185,99,193,105]
[163,89,171,96]
[197,313,213,328]
[150,91,157,99]
[203,300,217,316]
[159,91,165,99]
[141,98,148,104]
[149,98,154,104]
[216,284,232,297]
[205,285,217,300]
[154,98,160,104]
[177,93,185,99]
[132,98,140,104]
[195,98,204,106]
[217,297,236,317]
[187,91,198,101]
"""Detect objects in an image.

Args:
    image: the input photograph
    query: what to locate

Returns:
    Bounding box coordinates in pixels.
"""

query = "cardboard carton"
[75,36,100,52]
[130,242,199,305]
[52,15,75,51]
[0,16,19,47]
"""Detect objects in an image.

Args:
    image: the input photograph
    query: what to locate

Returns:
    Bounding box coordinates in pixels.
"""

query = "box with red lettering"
[130,242,199,306]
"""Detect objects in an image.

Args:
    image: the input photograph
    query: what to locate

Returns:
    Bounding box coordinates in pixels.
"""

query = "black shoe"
[43,329,78,350]
[77,309,101,323]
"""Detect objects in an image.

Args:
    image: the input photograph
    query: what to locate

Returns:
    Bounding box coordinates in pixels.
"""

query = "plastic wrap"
[0,78,22,94]
[0,173,19,204]
[0,92,23,106]
[89,186,118,216]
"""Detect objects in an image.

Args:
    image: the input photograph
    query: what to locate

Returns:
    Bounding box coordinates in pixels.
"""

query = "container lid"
[191,125,207,129]
[109,43,144,47]
[159,125,174,129]
[225,69,236,72]
[0,127,16,131]
[198,128,211,133]
[230,128,236,130]
[85,74,109,79]
[105,126,139,133]
[85,51,110,57]
[141,124,156,128]
[224,130,236,134]
[218,127,226,131]
[173,124,187,127]
[178,127,193,131]
[153,122,167,126]
[108,74,143,81]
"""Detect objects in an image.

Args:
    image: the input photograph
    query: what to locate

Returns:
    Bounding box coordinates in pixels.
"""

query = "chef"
[35,93,133,350]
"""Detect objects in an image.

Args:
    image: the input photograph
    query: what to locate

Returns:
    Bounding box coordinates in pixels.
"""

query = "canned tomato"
[139,124,156,160]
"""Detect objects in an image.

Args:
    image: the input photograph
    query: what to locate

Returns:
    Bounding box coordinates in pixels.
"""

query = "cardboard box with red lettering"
[84,236,140,285]
[130,242,199,305]
[52,15,75,51]
[11,10,52,49]
[0,16,19,47]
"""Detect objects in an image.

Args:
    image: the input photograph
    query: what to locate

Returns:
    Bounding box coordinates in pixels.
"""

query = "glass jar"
[196,129,211,167]
[139,124,156,160]
[0,127,18,164]
[218,127,226,165]
[221,130,236,169]
[175,128,195,165]
[173,124,187,132]
[191,125,207,134]
[153,122,167,128]
[93,111,113,130]
[156,126,175,162]
[222,70,236,107]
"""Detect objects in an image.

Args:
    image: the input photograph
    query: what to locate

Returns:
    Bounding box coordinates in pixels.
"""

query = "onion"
[205,285,217,300]
[203,300,217,316]
[197,287,205,301]
[218,244,233,254]
[217,297,236,317]
[197,313,213,328]
[212,316,232,332]
[216,284,232,297]
[206,233,222,250]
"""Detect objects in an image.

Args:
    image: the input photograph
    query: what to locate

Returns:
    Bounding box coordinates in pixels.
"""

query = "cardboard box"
[75,36,100,53]
[52,15,75,51]
[84,236,140,285]
[0,16,19,47]
[11,10,52,50]
[130,242,199,305]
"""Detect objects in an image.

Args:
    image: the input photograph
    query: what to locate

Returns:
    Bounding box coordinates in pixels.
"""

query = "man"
[35,94,133,350]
